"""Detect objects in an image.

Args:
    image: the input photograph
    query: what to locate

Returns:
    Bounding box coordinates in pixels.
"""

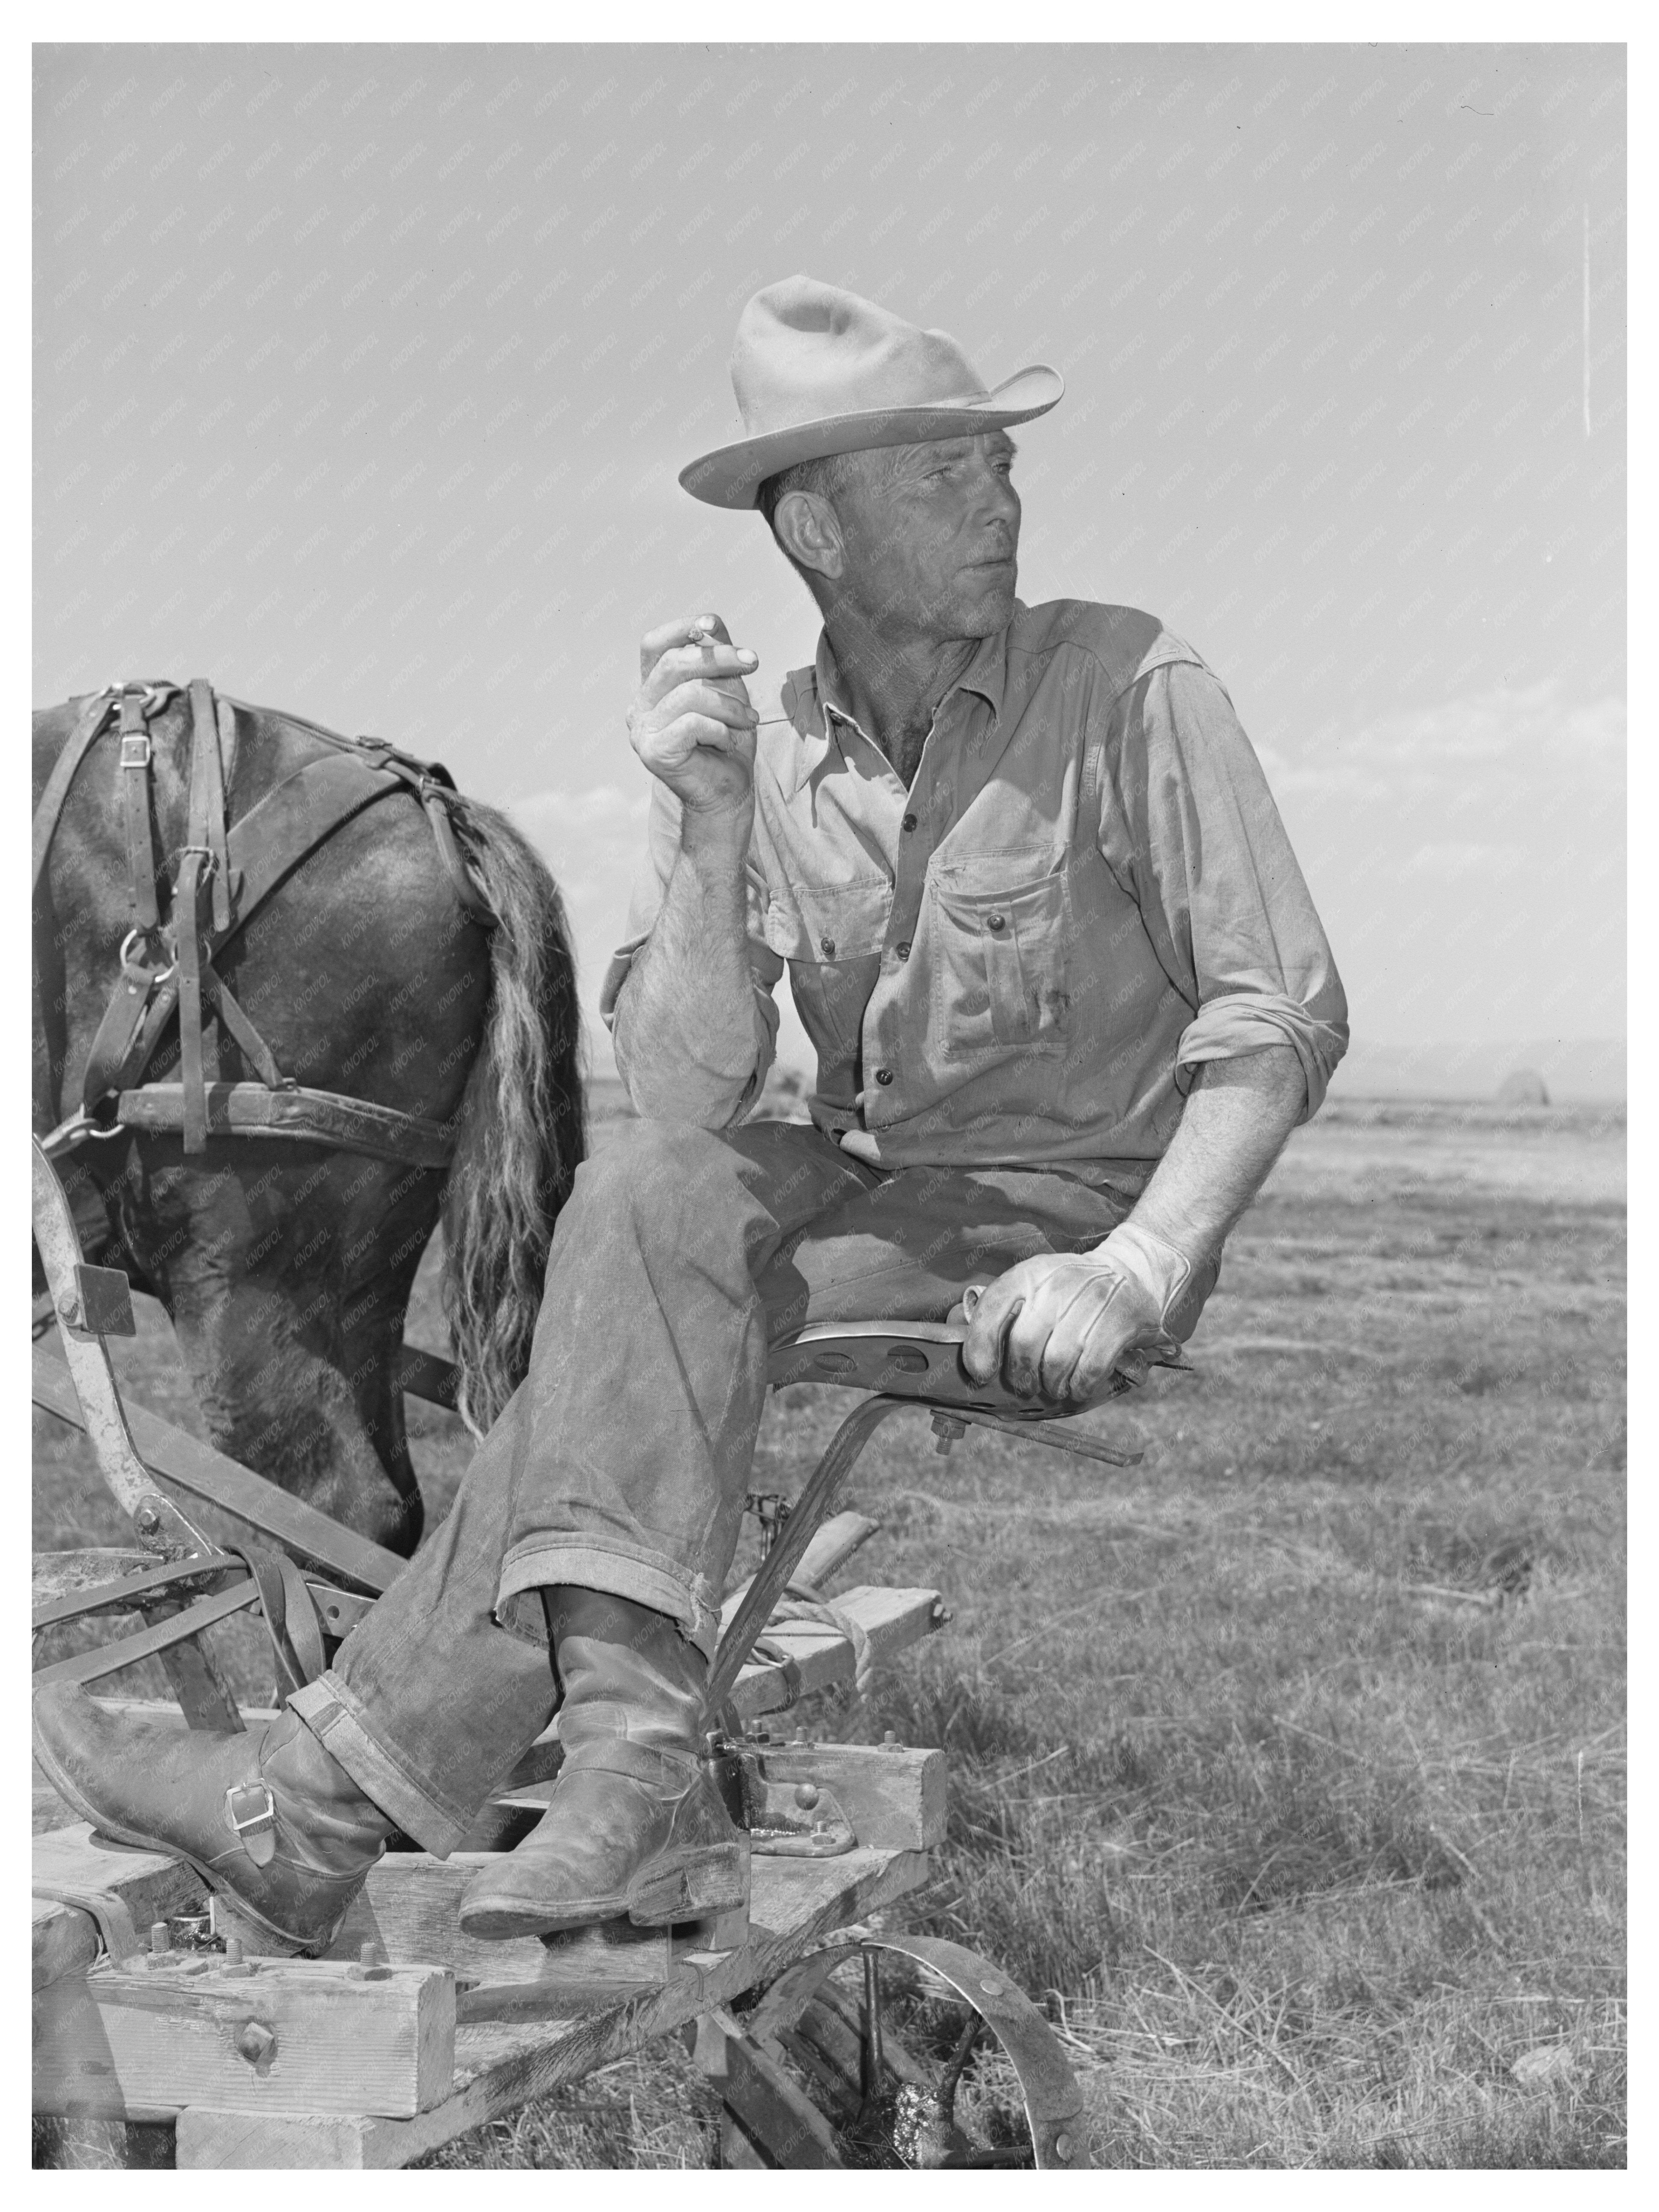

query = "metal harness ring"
[118,928,176,987]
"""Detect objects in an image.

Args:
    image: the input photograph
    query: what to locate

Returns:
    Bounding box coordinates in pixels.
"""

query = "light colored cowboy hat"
[679,274,1064,511]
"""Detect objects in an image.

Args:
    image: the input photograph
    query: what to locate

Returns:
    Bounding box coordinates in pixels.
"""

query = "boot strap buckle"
[225,1781,278,1867]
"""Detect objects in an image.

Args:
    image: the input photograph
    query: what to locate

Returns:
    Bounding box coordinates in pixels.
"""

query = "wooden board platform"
[33,1820,929,2169]
[175,1847,929,2167]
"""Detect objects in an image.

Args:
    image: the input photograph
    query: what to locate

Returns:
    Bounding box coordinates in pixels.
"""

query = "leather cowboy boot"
[32,1682,397,1955]
[457,1587,747,1941]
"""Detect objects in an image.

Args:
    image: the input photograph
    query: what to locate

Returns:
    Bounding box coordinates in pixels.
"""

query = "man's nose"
[974,465,1020,534]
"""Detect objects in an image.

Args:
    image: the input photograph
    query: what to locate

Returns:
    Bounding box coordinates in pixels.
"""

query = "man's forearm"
[1122,1045,1307,1269]
[611,813,768,1127]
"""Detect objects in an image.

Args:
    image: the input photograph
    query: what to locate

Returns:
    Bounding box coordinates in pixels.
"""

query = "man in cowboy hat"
[33,279,1346,1955]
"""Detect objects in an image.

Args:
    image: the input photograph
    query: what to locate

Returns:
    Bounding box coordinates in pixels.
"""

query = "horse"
[32,679,586,1556]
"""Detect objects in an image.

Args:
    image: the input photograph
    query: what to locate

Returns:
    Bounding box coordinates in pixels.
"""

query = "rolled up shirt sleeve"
[1101,658,1349,1122]
[599,779,784,1120]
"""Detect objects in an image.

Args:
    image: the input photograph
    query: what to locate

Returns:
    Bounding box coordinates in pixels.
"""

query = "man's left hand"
[962,1253,1171,1407]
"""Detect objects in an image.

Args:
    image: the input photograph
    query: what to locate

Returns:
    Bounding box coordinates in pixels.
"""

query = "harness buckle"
[119,732,151,771]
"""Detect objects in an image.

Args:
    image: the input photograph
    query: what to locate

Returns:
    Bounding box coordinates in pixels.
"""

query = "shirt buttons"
[894,940,911,961]
[875,1067,894,1086]
[819,935,836,958]
[901,812,918,833]
[985,913,1007,933]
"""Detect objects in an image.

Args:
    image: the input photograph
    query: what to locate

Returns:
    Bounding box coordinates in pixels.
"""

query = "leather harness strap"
[174,848,211,1152]
[226,1540,329,1697]
[83,749,414,1117]
[107,1081,457,1170]
[188,679,236,935]
[36,681,492,1171]
[174,679,238,1149]
[118,685,163,933]
[31,691,124,896]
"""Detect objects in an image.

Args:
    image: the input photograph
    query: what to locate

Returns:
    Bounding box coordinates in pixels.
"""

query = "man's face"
[828,431,1021,644]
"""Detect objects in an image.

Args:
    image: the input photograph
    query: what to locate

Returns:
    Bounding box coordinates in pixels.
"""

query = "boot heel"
[626,1840,749,1927]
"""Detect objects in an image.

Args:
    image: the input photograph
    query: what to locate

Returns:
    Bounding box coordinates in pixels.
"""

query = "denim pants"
[289,1118,1162,1852]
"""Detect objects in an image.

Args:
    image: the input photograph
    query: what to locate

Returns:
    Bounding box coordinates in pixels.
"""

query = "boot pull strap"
[225,1782,278,1868]
[556,1738,699,1789]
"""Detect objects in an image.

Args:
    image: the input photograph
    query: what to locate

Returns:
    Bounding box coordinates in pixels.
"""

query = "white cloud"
[1275,680,1626,809]
[1401,841,1528,880]
[1264,678,1625,1042]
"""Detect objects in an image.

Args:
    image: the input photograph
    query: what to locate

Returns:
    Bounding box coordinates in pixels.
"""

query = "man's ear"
[773,490,844,582]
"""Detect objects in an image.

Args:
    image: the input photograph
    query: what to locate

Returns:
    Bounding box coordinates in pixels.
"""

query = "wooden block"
[754,1740,947,1852]
[34,1953,455,2120]
[33,1825,205,1993]
[329,1855,549,1986]
[175,2109,402,2169]
[183,1848,931,2168]
[729,1585,943,1718]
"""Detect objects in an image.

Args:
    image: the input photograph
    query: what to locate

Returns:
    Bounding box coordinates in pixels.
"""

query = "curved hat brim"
[678,363,1064,510]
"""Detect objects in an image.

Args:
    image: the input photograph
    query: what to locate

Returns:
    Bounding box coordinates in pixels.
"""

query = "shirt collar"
[779,615,1014,780]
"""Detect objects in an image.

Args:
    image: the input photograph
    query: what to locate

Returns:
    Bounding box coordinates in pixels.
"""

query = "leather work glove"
[962,1219,1195,1408]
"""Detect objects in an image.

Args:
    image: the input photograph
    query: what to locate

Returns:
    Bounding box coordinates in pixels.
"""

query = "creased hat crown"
[679,274,1062,509]
[732,275,990,434]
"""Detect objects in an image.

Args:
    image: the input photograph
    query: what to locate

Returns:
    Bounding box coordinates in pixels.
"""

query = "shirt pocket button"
[894,941,911,960]
[985,913,1008,933]
[875,1067,894,1086]
[819,936,836,958]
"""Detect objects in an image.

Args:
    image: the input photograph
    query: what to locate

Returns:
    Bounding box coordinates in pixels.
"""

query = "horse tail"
[438,798,587,1436]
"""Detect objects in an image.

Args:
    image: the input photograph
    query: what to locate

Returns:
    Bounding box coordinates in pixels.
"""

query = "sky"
[33,41,1626,1084]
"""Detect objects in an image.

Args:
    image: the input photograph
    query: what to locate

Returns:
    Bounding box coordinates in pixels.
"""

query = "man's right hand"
[628,614,759,824]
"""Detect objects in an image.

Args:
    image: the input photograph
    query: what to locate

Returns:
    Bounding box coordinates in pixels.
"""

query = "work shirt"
[602,598,1348,1180]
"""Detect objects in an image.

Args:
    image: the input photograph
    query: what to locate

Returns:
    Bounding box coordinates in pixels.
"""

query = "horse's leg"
[131,1152,428,1557]
[166,1258,425,1556]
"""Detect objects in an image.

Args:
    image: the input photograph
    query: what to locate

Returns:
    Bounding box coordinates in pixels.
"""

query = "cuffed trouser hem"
[497,1538,723,1663]
[289,1671,476,1859]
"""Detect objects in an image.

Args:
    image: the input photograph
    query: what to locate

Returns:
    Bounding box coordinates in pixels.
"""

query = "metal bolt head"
[980,1976,1004,1997]
[882,1729,899,1747]
[1054,2132,1074,2162]
[149,1920,171,1954]
[352,1938,392,1981]
[223,1937,244,1966]
[234,2020,277,2068]
[793,1782,820,1811]
[133,1502,162,1537]
[56,1292,77,1320]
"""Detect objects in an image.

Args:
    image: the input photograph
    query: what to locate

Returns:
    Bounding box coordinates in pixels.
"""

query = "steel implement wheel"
[725,1933,1090,2170]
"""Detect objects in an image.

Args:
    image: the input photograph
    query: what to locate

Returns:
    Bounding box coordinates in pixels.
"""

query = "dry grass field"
[33,1095,1626,2169]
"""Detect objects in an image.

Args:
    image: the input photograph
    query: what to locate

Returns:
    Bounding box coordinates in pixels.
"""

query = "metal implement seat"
[707,1315,1166,1718]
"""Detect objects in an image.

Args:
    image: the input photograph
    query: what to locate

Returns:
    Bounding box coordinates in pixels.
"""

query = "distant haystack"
[1497,1068,1551,1107]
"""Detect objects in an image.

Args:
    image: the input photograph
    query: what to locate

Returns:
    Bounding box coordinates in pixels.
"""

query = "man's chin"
[956,566,1018,635]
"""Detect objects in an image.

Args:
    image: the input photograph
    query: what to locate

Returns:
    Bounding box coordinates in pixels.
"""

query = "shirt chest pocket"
[928,861,1074,1059]
[763,880,891,1060]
